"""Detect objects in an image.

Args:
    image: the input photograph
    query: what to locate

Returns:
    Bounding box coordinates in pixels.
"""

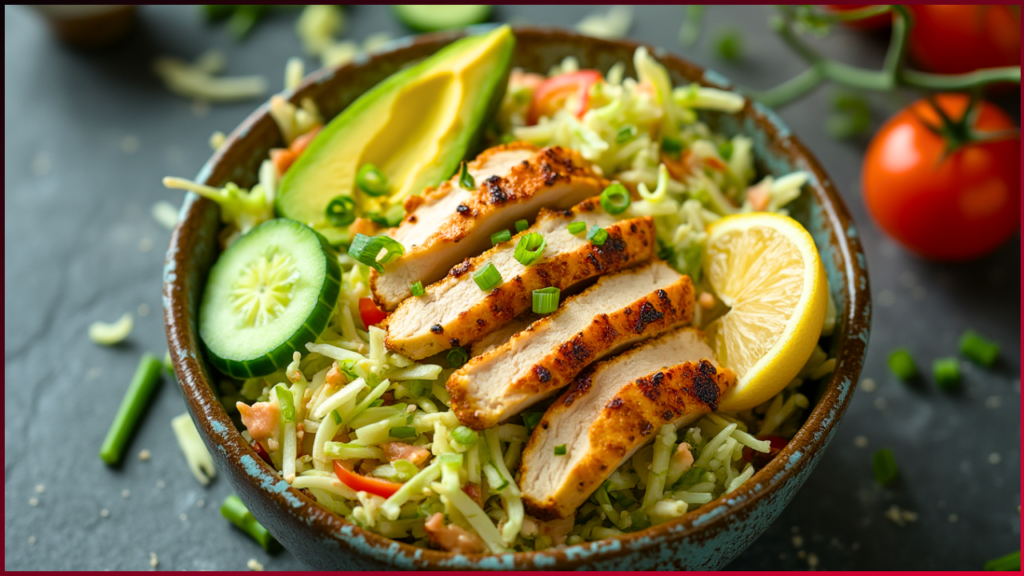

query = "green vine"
[751,5,1022,108]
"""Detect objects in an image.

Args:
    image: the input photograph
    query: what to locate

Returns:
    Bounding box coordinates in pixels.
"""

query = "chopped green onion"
[447,347,469,368]
[587,225,608,246]
[522,411,543,433]
[408,380,431,397]
[331,410,342,426]
[472,262,502,291]
[482,462,509,491]
[515,219,529,232]
[718,140,734,160]
[600,183,631,215]
[872,448,898,485]
[273,384,294,423]
[451,426,478,446]
[325,195,356,227]
[661,136,683,157]
[960,330,999,367]
[459,161,475,190]
[514,233,546,266]
[714,29,743,62]
[932,357,961,390]
[567,221,586,235]
[390,426,417,439]
[491,229,512,245]
[532,287,560,314]
[554,444,567,456]
[356,163,389,197]
[348,234,405,273]
[985,551,1021,571]
[615,125,637,144]
[410,281,425,297]
[221,495,276,551]
[99,353,163,465]
[887,349,917,381]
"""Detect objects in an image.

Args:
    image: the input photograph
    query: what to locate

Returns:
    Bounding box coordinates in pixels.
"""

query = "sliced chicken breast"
[469,314,537,358]
[449,261,695,430]
[520,327,736,520]
[370,143,609,310]
[381,197,656,360]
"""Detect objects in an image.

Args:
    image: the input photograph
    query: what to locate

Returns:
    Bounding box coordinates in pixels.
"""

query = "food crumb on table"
[877,289,896,307]
[34,484,45,494]
[247,559,264,571]
[179,513,188,522]
[884,505,918,526]
[138,237,154,253]
[797,550,807,560]
[985,396,1002,409]
[122,489,131,499]
[860,378,876,392]
[156,480,165,489]
[138,304,150,317]
[792,535,804,548]
[874,397,887,410]
[196,499,205,508]
[100,509,110,518]
[28,536,36,546]
[28,497,39,507]
[31,152,51,176]
[948,513,959,523]
[149,552,158,569]
[854,435,869,448]
[139,449,151,461]
[807,552,819,570]
[988,453,1001,465]
[88,367,101,379]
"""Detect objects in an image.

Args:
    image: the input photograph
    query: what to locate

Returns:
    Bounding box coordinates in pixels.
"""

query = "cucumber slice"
[199,219,341,379]
[392,5,492,32]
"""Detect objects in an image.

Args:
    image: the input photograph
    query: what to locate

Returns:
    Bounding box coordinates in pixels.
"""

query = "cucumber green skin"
[392,5,493,32]
[275,26,515,232]
[200,219,341,379]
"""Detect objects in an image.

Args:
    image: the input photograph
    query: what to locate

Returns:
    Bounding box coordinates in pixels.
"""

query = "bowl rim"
[164,25,871,569]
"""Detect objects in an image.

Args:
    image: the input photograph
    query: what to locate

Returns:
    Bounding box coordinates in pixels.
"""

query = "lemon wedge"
[702,212,827,412]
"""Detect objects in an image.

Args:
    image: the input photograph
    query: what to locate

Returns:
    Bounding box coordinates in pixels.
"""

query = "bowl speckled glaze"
[164,26,871,570]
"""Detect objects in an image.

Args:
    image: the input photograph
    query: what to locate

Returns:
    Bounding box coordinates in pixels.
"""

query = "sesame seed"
[948,514,958,523]
[122,489,131,499]
[149,552,159,569]
[100,509,110,518]
[179,513,188,522]
[139,449,151,461]
[854,435,868,448]
[28,536,36,546]
[884,505,917,526]
[860,378,876,393]
[34,484,45,494]
[989,453,1001,465]
[137,304,150,317]
[28,497,39,507]
[247,559,264,571]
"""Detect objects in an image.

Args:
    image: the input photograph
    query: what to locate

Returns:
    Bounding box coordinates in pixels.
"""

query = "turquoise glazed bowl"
[164,27,871,570]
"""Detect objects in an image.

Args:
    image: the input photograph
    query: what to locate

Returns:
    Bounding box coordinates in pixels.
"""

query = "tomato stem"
[919,92,1022,155]
[752,5,1021,108]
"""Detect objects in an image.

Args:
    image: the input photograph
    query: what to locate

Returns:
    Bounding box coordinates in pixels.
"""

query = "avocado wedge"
[276,26,515,238]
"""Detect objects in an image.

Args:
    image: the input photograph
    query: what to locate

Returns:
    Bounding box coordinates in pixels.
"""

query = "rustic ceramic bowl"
[164,26,871,570]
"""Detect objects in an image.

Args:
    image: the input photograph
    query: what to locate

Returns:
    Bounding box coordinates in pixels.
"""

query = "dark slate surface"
[5,4,1019,571]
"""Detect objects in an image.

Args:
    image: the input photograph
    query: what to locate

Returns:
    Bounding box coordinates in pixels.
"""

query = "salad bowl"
[164,26,870,570]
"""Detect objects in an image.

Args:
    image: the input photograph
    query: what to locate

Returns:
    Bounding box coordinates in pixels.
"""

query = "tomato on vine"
[862,93,1020,261]
[907,5,1021,75]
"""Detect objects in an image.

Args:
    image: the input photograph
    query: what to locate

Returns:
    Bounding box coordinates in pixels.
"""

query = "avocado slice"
[276,26,515,238]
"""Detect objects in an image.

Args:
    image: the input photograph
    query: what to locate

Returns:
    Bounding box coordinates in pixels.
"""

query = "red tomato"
[827,5,891,30]
[907,5,1020,75]
[358,298,387,328]
[333,460,402,498]
[527,70,603,125]
[742,435,788,467]
[862,94,1020,260]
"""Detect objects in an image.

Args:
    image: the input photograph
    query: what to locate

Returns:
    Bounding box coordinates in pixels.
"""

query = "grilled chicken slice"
[449,261,695,430]
[381,197,655,360]
[520,327,736,520]
[370,143,609,310]
[469,314,537,358]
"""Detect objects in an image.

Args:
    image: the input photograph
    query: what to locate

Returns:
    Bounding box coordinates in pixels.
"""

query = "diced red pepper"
[358,298,387,328]
[333,460,402,498]
[252,440,273,465]
[742,435,788,467]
